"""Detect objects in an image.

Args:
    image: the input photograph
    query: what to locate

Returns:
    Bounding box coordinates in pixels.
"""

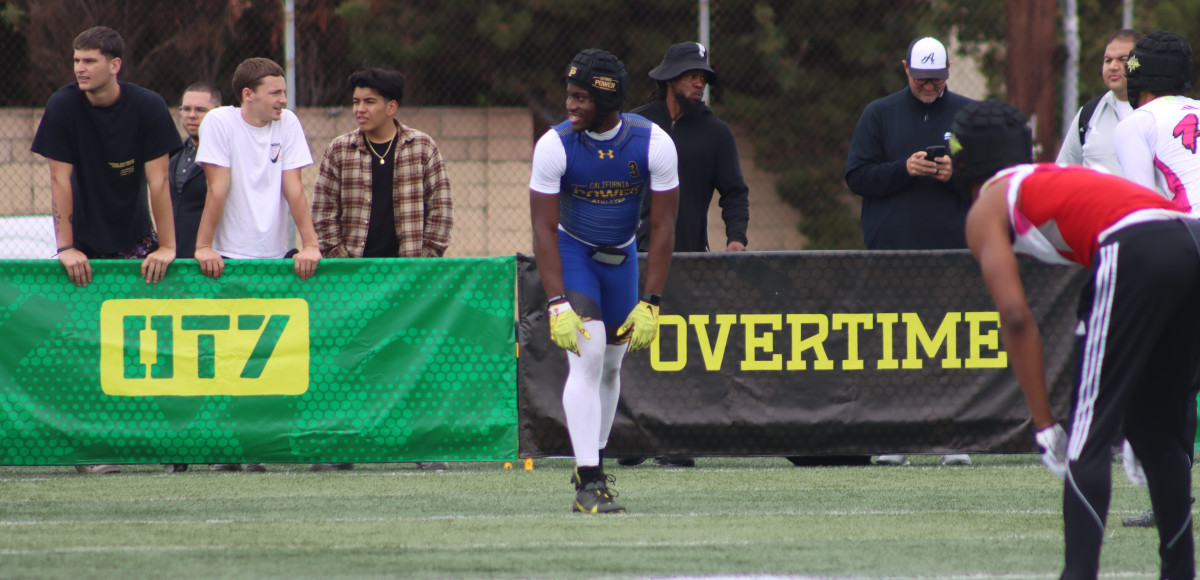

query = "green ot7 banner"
[0,257,517,465]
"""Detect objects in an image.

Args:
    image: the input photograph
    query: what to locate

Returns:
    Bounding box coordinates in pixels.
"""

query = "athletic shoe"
[162,463,189,473]
[1122,509,1156,527]
[786,455,873,466]
[616,457,647,466]
[875,454,909,466]
[573,474,625,514]
[242,463,268,472]
[309,463,354,472]
[210,464,242,471]
[941,454,972,466]
[75,464,120,474]
[652,457,696,467]
[415,462,449,471]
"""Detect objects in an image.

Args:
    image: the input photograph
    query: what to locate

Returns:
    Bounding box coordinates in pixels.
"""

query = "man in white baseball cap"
[845,36,975,467]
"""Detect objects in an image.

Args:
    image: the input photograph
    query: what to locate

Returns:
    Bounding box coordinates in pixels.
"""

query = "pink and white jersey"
[1114,95,1200,216]
[990,164,1185,269]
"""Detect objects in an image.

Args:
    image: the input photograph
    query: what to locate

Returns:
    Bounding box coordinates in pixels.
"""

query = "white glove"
[1034,424,1067,478]
[1122,439,1147,487]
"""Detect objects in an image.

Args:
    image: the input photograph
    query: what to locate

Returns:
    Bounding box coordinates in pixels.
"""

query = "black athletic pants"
[1062,220,1200,580]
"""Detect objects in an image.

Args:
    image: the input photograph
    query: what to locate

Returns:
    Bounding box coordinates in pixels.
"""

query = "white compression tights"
[562,319,629,467]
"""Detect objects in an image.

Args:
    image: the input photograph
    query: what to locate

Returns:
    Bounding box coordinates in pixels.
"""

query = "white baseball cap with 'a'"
[907,37,949,79]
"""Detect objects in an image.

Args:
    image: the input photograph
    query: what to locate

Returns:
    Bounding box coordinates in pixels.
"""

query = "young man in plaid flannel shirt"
[309,67,453,472]
[312,67,452,260]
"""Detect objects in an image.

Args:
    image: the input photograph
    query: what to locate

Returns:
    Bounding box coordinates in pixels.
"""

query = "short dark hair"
[231,57,285,104]
[1106,28,1143,47]
[73,26,123,60]
[183,82,222,107]
[347,68,405,105]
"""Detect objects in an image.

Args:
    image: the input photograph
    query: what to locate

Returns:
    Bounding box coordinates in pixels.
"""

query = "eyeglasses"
[913,78,945,87]
[178,106,210,114]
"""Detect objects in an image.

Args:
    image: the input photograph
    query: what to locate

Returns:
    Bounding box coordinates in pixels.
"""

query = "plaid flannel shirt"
[312,120,453,258]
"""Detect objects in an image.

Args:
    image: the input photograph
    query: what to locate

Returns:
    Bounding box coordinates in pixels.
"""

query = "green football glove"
[616,299,660,352]
[548,299,591,356]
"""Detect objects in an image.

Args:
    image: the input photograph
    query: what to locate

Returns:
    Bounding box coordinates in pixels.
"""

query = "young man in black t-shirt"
[31,26,181,289]
[29,26,181,475]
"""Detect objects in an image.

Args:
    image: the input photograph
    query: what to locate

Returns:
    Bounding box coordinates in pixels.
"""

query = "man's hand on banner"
[616,298,660,352]
[1035,423,1068,478]
[548,299,590,356]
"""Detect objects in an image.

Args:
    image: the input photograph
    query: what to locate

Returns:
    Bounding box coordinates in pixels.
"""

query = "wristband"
[639,292,661,306]
[56,244,75,254]
[547,294,567,307]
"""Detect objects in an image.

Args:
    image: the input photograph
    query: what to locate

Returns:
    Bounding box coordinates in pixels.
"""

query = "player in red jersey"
[955,99,1200,580]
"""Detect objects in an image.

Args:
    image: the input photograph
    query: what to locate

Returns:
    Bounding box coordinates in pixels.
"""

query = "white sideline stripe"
[0,536,1077,557]
[0,509,1067,527]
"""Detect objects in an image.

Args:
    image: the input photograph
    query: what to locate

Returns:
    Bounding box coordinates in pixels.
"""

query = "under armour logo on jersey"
[920,52,937,65]
[1173,113,1199,154]
[598,150,614,159]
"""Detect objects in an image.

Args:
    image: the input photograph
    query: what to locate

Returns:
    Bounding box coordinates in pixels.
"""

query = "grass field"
[0,455,1181,579]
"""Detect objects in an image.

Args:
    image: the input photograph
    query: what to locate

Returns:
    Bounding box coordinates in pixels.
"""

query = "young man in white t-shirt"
[193,57,321,281]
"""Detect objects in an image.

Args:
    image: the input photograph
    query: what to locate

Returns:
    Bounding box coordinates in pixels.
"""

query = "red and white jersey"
[989,164,1186,269]
[1114,95,1200,216]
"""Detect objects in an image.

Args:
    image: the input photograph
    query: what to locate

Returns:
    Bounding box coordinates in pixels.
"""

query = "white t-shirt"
[529,120,679,194]
[1114,95,1200,216]
[196,106,313,258]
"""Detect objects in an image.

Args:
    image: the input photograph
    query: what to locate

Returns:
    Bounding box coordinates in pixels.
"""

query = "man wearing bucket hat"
[845,36,974,467]
[622,41,751,469]
[632,42,749,256]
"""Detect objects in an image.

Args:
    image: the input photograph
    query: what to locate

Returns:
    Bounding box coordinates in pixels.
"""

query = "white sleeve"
[280,110,314,170]
[1055,108,1083,166]
[529,130,566,194]
[647,123,679,192]
[1114,111,1159,191]
[196,107,232,168]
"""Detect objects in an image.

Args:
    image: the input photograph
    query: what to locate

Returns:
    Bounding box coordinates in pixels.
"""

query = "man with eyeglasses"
[170,82,222,260]
[844,36,974,467]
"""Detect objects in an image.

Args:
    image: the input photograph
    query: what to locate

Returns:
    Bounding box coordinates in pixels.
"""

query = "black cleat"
[652,457,696,467]
[571,470,625,514]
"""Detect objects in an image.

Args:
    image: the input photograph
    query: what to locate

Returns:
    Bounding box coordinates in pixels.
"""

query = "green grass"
[0,456,1180,579]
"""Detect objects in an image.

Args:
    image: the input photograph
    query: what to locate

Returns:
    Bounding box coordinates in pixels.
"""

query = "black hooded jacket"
[632,98,750,252]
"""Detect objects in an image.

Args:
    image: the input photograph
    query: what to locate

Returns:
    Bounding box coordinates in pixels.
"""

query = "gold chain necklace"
[365,134,395,165]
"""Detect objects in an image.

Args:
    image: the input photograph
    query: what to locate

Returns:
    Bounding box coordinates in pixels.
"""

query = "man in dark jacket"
[633,42,749,254]
[845,36,974,251]
[169,82,221,259]
[623,42,750,469]
[844,37,974,467]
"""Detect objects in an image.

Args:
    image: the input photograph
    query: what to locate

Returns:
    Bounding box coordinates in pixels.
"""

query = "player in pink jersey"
[954,99,1200,580]
[1114,31,1200,216]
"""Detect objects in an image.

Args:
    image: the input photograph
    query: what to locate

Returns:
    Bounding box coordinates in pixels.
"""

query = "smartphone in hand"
[925,145,947,161]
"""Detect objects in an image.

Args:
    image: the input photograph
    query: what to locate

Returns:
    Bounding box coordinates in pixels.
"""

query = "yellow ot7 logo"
[99,299,309,396]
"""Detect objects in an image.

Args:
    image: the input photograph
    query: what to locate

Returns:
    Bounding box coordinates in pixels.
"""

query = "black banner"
[517,251,1084,458]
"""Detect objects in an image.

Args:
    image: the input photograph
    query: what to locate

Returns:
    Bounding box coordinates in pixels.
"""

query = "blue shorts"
[558,229,638,338]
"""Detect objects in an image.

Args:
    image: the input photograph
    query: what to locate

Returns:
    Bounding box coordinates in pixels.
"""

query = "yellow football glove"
[616,296,660,352]
[548,299,591,356]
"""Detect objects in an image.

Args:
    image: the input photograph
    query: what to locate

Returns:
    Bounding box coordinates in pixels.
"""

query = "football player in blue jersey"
[529,49,680,514]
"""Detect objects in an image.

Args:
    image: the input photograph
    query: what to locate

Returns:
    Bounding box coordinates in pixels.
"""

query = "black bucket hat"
[648,42,717,84]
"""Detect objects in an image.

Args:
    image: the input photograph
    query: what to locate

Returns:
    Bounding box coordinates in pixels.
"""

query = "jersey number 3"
[628,161,639,178]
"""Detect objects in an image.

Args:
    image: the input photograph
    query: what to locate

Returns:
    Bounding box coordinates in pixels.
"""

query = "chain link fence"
[1,0,1167,259]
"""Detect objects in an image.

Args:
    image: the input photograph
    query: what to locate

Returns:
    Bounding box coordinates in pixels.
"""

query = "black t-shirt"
[31,82,182,255]
[363,136,400,258]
